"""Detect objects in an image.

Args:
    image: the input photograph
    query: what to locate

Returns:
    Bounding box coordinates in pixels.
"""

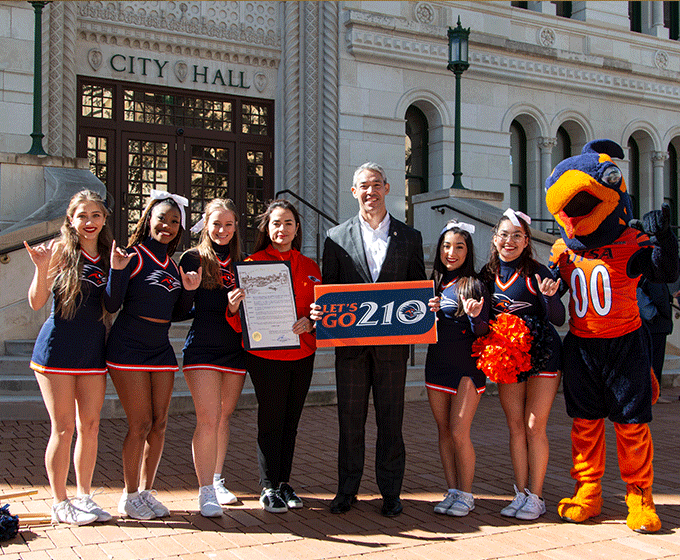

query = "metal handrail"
[275,189,338,262]
[275,189,339,227]
[0,231,60,259]
[432,204,562,233]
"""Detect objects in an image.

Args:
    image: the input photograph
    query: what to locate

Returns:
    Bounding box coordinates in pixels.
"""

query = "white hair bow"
[150,189,189,229]
[503,208,531,227]
[440,220,476,236]
[190,214,205,234]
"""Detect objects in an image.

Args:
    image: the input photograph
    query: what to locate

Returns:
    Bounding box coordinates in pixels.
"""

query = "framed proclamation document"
[234,261,301,351]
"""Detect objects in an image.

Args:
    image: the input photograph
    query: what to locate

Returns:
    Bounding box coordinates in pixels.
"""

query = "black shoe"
[330,493,357,514]
[279,483,303,509]
[259,488,288,513]
[381,496,403,517]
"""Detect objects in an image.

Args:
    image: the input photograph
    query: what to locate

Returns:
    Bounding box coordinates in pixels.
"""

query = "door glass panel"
[82,85,113,119]
[86,136,108,183]
[124,89,232,131]
[245,150,266,249]
[242,103,269,135]
[127,139,169,237]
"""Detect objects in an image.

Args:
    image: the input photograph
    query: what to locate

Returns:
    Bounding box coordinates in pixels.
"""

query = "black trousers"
[650,332,668,383]
[247,353,315,489]
[335,347,407,498]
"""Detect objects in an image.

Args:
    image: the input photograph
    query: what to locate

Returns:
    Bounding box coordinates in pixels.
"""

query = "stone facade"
[2,1,680,352]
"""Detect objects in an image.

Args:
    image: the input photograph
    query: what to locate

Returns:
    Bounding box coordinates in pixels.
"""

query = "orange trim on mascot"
[546,139,678,533]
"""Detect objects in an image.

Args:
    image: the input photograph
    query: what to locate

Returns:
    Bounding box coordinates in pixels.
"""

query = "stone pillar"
[528,2,556,15]
[570,1,629,29]
[650,1,668,38]
[538,137,557,225]
[652,151,668,210]
[282,1,339,259]
[46,1,77,157]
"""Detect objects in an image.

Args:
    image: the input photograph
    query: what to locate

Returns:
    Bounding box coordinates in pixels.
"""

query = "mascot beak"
[545,169,621,239]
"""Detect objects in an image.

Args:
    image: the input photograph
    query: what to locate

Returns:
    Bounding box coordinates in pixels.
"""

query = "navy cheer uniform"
[31,250,108,375]
[487,259,564,378]
[425,273,490,394]
[178,243,246,375]
[105,238,193,372]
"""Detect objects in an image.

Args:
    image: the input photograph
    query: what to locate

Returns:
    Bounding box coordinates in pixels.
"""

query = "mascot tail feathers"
[651,369,660,405]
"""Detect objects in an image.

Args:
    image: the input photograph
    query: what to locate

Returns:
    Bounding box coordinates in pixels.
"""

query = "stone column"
[652,151,668,210]
[538,137,557,225]
[282,1,338,258]
[46,1,77,157]
[650,1,668,38]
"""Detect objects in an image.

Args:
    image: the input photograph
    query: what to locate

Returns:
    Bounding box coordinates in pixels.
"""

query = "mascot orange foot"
[625,484,661,533]
[558,481,602,523]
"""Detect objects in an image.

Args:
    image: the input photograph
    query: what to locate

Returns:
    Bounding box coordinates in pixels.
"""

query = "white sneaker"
[51,499,98,526]
[434,490,459,515]
[515,489,546,520]
[118,491,155,520]
[500,484,527,517]
[139,489,170,518]
[446,490,475,517]
[198,485,223,517]
[213,478,237,505]
[74,493,112,522]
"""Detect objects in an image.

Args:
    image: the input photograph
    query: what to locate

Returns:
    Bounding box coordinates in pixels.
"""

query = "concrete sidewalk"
[1,388,679,560]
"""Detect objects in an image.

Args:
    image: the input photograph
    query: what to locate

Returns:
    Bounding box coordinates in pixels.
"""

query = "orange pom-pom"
[472,313,533,383]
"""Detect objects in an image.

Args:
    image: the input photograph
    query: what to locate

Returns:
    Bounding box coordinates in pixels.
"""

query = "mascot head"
[545,139,633,250]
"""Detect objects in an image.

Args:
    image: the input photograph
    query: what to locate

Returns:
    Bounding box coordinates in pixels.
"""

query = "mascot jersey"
[550,227,652,338]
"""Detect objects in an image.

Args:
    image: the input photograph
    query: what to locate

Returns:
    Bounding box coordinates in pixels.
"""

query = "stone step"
[0,364,428,420]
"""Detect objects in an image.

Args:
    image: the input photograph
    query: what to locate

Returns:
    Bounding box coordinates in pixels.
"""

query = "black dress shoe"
[330,494,357,514]
[381,496,403,517]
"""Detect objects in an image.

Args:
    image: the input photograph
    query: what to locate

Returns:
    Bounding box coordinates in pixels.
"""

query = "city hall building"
[2,1,680,412]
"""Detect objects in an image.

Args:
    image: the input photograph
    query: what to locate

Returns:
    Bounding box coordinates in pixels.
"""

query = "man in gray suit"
[320,162,426,516]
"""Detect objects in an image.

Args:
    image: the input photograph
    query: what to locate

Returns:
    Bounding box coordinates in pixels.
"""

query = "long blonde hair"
[52,190,112,320]
[196,199,242,290]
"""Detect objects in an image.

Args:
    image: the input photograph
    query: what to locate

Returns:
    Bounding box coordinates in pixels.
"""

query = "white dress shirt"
[359,212,390,282]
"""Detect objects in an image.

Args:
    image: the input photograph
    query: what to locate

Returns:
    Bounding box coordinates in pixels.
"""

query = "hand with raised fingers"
[110,240,134,270]
[180,266,202,291]
[24,239,55,270]
[462,295,484,318]
[536,274,560,297]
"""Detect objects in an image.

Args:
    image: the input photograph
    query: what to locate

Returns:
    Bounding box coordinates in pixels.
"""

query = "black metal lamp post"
[447,17,470,189]
[27,1,50,156]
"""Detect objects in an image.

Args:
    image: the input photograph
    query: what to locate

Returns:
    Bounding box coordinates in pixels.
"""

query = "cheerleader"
[25,190,112,525]
[177,199,246,517]
[479,209,564,520]
[105,190,201,520]
[425,220,489,517]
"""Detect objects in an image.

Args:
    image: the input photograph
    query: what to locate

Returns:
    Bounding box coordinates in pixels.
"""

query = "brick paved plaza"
[1,389,679,560]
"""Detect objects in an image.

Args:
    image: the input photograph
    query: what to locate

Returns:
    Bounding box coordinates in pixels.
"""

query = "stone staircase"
[0,322,429,420]
[4,324,679,421]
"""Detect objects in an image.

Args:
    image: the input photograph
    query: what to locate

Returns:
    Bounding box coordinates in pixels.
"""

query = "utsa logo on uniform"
[492,294,532,314]
[147,270,181,292]
[220,266,235,290]
[82,264,106,287]
[439,294,459,313]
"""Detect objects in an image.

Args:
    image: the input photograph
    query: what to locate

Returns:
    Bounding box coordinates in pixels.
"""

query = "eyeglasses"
[495,232,526,242]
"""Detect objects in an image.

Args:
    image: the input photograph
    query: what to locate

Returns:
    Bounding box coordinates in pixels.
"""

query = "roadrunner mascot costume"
[546,139,678,533]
